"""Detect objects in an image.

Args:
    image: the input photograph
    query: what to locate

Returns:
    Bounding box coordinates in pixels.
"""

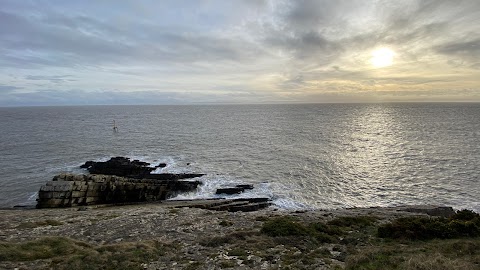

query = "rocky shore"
[2,203,478,270]
[36,157,272,212]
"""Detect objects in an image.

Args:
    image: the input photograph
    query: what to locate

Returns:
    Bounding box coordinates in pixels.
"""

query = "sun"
[370,47,395,68]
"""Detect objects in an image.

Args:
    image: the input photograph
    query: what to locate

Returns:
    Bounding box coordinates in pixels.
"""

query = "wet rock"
[80,161,95,169]
[215,184,254,195]
[80,157,154,177]
[80,157,204,180]
[216,187,245,195]
[236,184,254,190]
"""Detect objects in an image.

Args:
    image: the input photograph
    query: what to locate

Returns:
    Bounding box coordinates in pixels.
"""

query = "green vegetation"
[0,237,170,270]
[261,216,312,237]
[260,215,377,243]
[378,209,480,240]
[3,210,479,269]
[219,220,233,227]
[258,211,480,269]
[327,216,378,229]
[346,238,480,270]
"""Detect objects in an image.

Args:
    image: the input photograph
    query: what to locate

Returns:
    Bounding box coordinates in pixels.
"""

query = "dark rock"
[233,197,269,203]
[236,184,254,190]
[402,206,455,217]
[80,157,155,177]
[79,157,204,180]
[156,163,167,168]
[144,173,205,180]
[215,184,254,195]
[216,187,245,195]
[80,161,94,169]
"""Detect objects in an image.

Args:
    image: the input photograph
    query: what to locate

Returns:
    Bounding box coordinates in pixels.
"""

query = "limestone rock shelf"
[37,173,201,208]
[36,157,272,211]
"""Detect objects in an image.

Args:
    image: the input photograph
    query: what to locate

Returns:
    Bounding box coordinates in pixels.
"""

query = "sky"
[1,0,479,106]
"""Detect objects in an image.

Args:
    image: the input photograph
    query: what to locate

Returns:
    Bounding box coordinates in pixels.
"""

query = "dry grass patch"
[345,238,480,270]
[16,219,63,229]
[0,236,172,270]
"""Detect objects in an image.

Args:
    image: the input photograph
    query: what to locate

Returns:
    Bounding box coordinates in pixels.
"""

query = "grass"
[0,236,171,270]
[378,209,480,240]
[4,210,479,269]
[327,216,378,229]
[258,211,480,269]
[260,215,378,244]
[345,238,480,270]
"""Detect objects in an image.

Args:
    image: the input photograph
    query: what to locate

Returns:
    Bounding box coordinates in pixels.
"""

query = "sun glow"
[370,48,395,68]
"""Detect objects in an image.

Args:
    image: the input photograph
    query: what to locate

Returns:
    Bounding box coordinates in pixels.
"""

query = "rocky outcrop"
[81,157,157,177]
[399,205,456,217]
[215,184,254,195]
[38,157,266,210]
[80,157,205,180]
[37,173,201,208]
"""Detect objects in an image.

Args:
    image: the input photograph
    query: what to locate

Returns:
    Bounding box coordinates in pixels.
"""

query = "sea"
[0,103,479,212]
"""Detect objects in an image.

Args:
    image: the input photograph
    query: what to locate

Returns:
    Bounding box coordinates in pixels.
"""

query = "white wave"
[169,175,274,201]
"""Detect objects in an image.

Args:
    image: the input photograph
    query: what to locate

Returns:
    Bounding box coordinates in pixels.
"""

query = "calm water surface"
[0,103,479,211]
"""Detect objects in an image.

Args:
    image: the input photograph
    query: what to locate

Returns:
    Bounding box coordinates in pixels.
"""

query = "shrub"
[378,209,480,240]
[451,209,480,221]
[261,217,310,237]
[261,217,343,243]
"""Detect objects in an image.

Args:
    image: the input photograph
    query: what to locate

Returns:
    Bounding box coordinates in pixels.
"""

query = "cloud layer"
[1,0,479,106]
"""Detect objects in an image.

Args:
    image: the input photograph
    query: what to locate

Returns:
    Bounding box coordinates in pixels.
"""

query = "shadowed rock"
[80,157,205,180]
[215,184,254,195]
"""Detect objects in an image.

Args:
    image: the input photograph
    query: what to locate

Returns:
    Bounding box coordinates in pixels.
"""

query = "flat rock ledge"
[170,198,272,212]
[37,173,201,208]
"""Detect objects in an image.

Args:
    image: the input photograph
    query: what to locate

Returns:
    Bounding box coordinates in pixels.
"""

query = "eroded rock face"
[37,173,201,208]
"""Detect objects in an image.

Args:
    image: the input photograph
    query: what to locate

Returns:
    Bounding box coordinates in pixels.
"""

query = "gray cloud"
[25,75,75,84]
[0,0,479,105]
[436,38,480,58]
[0,88,283,107]
[0,85,22,93]
[0,6,264,70]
